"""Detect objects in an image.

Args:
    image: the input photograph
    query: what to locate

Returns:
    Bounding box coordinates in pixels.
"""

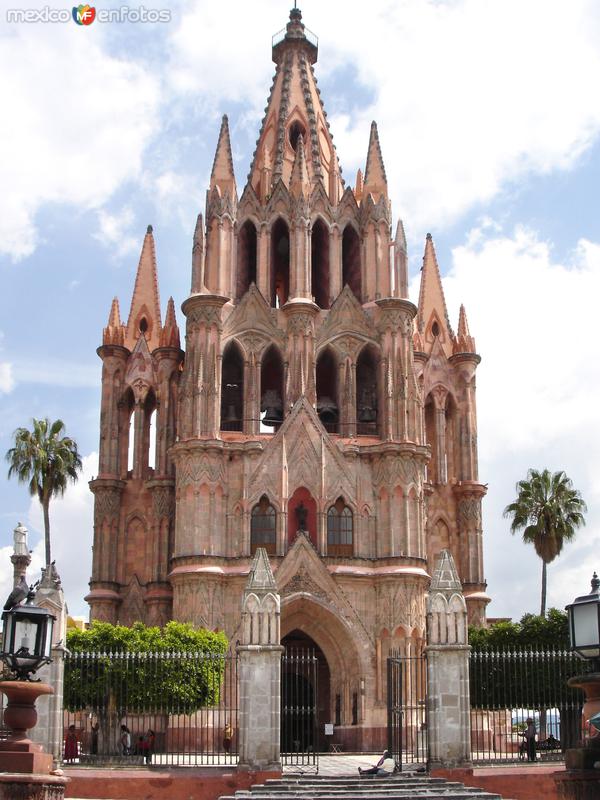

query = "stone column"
[237,548,283,771]
[34,563,68,765]
[426,550,471,769]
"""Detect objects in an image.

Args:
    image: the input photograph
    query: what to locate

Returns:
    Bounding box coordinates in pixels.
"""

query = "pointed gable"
[317,285,375,347]
[125,333,156,402]
[222,283,282,348]
[416,233,453,358]
[248,397,355,506]
[125,225,162,352]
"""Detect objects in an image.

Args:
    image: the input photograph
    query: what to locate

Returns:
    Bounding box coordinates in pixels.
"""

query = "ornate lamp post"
[554,573,600,800]
[0,584,67,799]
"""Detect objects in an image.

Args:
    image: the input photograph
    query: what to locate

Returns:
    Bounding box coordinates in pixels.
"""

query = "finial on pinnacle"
[147,224,153,234]
[592,572,600,594]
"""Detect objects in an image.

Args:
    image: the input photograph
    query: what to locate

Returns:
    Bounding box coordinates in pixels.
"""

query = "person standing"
[523,717,537,762]
[120,724,131,756]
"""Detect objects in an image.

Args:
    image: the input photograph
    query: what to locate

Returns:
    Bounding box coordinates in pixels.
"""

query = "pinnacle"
[160,296,181,349]
[108,296,121,327]
[454,303,477,355]
[210,114,236,196]
[191,214,205,295]
[363,120,387,200]
[124,225,162,351]
[289,133,309,197]
[395,220,407,251]
[417,233,454,356]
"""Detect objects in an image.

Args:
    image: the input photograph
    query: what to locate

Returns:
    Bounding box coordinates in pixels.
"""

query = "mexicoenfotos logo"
[72,4,95,25]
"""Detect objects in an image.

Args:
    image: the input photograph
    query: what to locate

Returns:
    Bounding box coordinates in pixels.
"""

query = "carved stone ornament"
[94,489,121,522]
[373,455,420,488]
[458,497,482,528]
[186,306,222,329]
[152,486,174,519]
[176,452,226,488]
[280,566,329,602]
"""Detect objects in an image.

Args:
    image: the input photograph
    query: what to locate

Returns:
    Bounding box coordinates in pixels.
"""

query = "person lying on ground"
[358,750,396,776]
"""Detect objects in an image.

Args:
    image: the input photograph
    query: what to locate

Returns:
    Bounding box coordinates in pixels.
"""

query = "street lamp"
[566,572,600,672]
[1,587,55,680]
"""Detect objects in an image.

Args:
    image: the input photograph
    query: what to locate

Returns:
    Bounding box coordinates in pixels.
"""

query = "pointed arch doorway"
[281,630,330,759]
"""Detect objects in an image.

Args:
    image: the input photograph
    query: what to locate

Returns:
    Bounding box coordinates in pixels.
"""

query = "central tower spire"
[246,7,343,204]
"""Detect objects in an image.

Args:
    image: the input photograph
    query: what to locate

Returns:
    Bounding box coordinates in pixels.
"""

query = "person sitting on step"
[358,749,396,776]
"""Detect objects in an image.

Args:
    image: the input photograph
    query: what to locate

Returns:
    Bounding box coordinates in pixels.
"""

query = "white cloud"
[0,25,160,261]
[93,207,139,260]
[27,452,98,618]
[0,362,15,394]
[168,0,600,236]
[420,224,600,618]
[14,359,99,388]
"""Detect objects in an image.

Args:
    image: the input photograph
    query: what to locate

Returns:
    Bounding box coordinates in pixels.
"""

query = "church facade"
[87,8,489,749]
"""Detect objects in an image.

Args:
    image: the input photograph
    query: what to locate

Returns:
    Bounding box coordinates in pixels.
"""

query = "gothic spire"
[125,225,162,352]
[246,8,343,203]
[363,121,388,201]
[210,115,236,198]
[416,233,453,357]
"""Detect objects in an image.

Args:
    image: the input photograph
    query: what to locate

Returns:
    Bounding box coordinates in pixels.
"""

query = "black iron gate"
[281,649,319,772]
[387,652,427,770]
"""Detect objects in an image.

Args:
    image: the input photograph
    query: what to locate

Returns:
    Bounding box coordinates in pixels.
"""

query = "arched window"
[236,220,257,301]
[356,345,378,436]
[311,218,330,309]
[316,348,338,433]
[221,341,244,432]
[260,345,284,431]
[342,224,361,302]
[270,218,290,308]
[251,495,276,555]
[327,498,353,556]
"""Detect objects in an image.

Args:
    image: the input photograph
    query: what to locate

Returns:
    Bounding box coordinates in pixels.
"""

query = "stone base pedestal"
[565,742,600,770]
[0,739,53,773]
[555,769,600,800]
[0,773,67,799]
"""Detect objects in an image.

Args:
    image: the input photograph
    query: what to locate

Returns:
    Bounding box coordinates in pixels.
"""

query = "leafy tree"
[6,418,82,566]
[503,469,586,616]
[65,622,229,755]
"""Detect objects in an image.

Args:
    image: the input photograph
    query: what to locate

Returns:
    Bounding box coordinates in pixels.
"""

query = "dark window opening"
[311,218,330,309]
[288,120,306,152]
[270,218,290,308]
[139,317,148,334]
[431,321,440,337]
[221,341,244,432]
[260,345,285,431]
[327,497,353,557]
[342,225,361,302]
[352,691,358,725]
[236,220,258,300]
[316,348,338,433]
[424,396,437,483]
[356,346,378,436]
[251,495,276,555]
[335,693,341,726]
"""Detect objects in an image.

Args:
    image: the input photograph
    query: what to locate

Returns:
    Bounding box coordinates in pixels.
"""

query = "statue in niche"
[295,501,308,532]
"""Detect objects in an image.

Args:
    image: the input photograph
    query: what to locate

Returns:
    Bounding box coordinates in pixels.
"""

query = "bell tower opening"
[311,218,330,309]
[236,220,257,300]
[221,341,244,432]
[342,224,361,302]
[271,218,290,308]
[316,348,338,433]
[260,344,284,431]
[356,345,379,436]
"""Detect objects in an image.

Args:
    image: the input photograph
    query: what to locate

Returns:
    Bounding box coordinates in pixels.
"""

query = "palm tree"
[503,468,586,616]
[6,418,82,567]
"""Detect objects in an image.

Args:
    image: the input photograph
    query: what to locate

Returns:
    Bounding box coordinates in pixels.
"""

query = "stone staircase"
[218,774,514,800]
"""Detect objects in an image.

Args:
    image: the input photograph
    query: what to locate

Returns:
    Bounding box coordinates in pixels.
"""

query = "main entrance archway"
[281,630,330,755]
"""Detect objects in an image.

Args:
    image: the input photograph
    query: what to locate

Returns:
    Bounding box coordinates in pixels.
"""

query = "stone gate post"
[237,548,283,770]
[426,549,471,769]
[34,563,68,764]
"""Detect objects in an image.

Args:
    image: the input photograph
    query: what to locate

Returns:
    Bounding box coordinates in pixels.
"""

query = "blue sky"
[1,0,599,621]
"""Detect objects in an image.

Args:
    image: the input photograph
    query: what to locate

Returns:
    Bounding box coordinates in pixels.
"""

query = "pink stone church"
[87,8,489,750]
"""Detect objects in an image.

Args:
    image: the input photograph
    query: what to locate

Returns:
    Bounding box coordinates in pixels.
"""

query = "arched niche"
[221,340,244,432]
[316,347,338,433]
[342,224,361,302]
[236,219,258,300]
[270,218,290,308]
[123,387,135,476]
[424,394,437,483]
[311,218,330,309]
[260,344,285,431]
[288,487,317,548]
[250,494,277,555]
[356,345,379,436]
[143,389,157,475]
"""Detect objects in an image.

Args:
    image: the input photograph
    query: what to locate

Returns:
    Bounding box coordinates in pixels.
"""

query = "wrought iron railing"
[387,652,427,770]
[469,647,588,764]
[62,651,238,766]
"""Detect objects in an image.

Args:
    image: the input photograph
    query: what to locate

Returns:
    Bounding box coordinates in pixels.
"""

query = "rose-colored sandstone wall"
[64,768,280,800]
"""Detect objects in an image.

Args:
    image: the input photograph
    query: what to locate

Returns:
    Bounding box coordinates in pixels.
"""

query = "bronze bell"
[261,390,283,426]
[317,396,338,425]
[222,404,241,425]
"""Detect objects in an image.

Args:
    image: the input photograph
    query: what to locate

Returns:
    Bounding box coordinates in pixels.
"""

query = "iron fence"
[469,647,589,764]
[387,652,427,770]
[63,650,238,766]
